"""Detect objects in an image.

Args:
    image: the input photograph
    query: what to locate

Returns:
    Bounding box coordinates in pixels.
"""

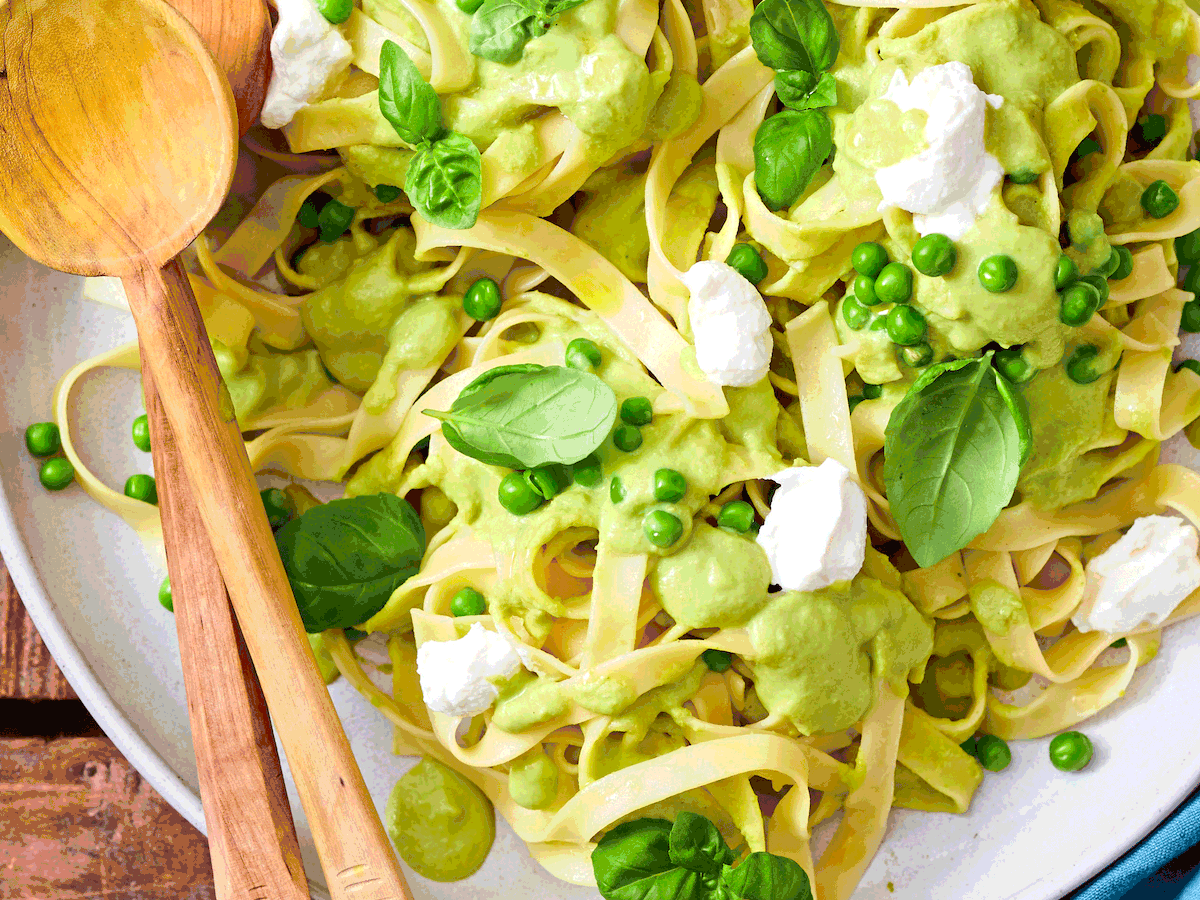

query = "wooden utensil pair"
[0,1,414,898]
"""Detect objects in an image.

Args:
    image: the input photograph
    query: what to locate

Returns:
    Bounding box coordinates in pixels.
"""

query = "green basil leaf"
[406,131,483,229]
[993,364,1032,465]
[274,494,425,633]
[669,812,733,876]
[593,819,704,900]
[720,853,812,900]
[469,0,541,63]
[753,109,832,211]
[883,353,1025,568]
[545,0,590,13]
[424,363,618,468]
[776,70,837,110]
[749,0,839,76]
[377,40,443,146]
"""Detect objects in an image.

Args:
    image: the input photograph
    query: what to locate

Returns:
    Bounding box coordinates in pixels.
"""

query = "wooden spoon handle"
[125,257,413,900]
[142,365,310,900]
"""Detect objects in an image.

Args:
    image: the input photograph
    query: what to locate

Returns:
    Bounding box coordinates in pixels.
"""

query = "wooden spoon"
[0,3,413,900]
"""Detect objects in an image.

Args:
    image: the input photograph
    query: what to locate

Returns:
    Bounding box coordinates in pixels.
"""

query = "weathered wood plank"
[0,559,76,701]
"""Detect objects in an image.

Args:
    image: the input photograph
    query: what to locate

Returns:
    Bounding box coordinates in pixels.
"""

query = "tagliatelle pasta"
[46,0,1200,895]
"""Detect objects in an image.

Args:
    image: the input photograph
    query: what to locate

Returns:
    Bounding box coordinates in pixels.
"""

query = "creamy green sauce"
[508,747,559,810]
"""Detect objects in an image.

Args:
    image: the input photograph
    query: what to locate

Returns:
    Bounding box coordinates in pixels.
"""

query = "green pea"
[701,648,732,672]
[373,183,403,203]
[994,348,1033,384]
[158,576,173,613]
[525,464,570,500]
[572,453,602,487]
[1059,282,1101,326]
[24,422,60,457]
[1049,731,1093,772]
[911,233,957,277]
[610,475,626,503]
[851,241,889,278]
[260,487,296,531]
[1074,136,1101,159]
[841,294,869,330]
[1182,298,1200,333]
[131,415,151,452]
[1110,245,1134,280]
[861,383,882,400]
[643,510,684,547]
[463,277,502,321]
[315,0,353,23]
[498,471,543,515]
[620,396,653,426]
[1096,247,1122,278]
[456,0,485,12]
[1141,179,1179,219]
[1139,113,1168,144]
[978,255,1018,292]
[566,337,602,371]
[1007,168,1040,185]
[1079,273,1109,307]
[654,468,687,502]
[886,305,926,346]
[974,734,1012,772]
[124,474,158,505]
[39,457,74,491]
[1177,229,1200,265]
[1066,345,1103,385]
[717,500,755,533]
[317,199,355,243]
[867,311,888,332]
[725,243,769,285]
[960,735,978,758]
[613,424,643,452]
[1178,360,1200,377]
[1054,255,1079,291]
[853,273,880,307]
[847,395,865,412]
[875,262,913,304]
[898,342,933,368]
[298,192,328,228]
[450,587,487,617]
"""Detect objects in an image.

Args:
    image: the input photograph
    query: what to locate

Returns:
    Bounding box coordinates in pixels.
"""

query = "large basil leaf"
[776,70,837,110]
[720,853,812,900]
[275,494,425,633]
[883,354,1026,568]
[753,109,832,211]
[469,0,542,64]
[593,819,701,900]
[669,813,733,876]
[377,40,443,146]
[749,0,839,76]
[405,132,483,229]
[424,364,618,469]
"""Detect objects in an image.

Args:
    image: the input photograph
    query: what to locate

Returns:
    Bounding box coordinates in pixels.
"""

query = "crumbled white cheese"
[679,261,772,387]
[875,61,1005,239]
[416,624,523,717]
[1072,515,1200,634]
[260,0,353,130]
[755,458,868,592]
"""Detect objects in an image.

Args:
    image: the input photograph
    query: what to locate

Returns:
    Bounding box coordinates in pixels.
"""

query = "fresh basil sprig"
[883,353,1032,568]
[750,0,839,78]
[377,40,482,229]
[469,0,591,64]
[592,813,813,900]
[424,364,618,469]
[275,494,425,633]
[775,71,837,111]
[753,109,832,211]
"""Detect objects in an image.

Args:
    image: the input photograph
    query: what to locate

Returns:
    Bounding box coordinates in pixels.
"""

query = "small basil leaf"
[470,0,541,63]
[749,0,839,76]
[992,363,1032,465]
[720,853,812,900]
[377,40,443,146]
[776,70,837,110]
[424,364,618,468]
[669,812,733,876]
[406,131,483,229]
[753,109,832,210]
[275,494,425,633]
[545,0,590,13]
[883,354,1025,567]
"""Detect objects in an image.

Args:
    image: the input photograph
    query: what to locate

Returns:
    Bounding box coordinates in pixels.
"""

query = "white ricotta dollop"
[260,0,353,130]
[874,61,1005,239]
[755,458,869,592]
[1072,515,1200,634]
[416,624,523,717]
[678,261,772,387]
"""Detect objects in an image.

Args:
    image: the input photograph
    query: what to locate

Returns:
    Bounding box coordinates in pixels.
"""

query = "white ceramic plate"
[4,234,1200,900]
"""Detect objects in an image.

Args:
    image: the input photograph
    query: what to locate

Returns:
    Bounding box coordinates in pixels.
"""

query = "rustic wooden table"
[0,554,216,898]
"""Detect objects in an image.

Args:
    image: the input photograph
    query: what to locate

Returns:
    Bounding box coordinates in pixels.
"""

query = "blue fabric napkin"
[1070,786,1200,899]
